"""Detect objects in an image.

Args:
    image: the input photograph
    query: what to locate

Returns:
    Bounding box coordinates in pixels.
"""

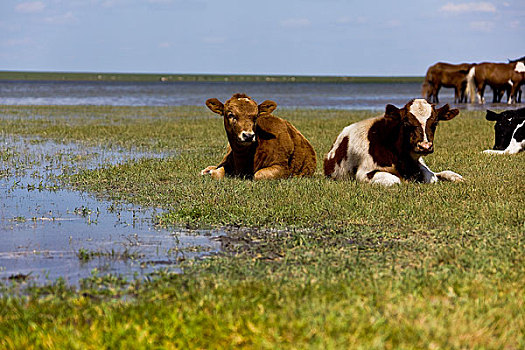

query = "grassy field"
[0,70,424,84]
[0,105,524,349]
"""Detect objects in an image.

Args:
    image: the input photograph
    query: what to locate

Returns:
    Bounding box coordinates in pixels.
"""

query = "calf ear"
[206,98,224,115]
[437,104,459,121]
[485,110,500,121]
[384,104,401,120]
[258,100,277,115]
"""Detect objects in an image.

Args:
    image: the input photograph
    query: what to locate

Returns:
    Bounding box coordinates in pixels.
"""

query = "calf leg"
[482,149,524,155]
[200,166,226,179]
[254,165,289,180]
[201,147,232,180]
[418,158,438,183]
[483,149,507,155]
[355,167,401,186]
[483,140,525,155]
[418,158,463,183]
[435,170,463,182]
[367,171,401,186]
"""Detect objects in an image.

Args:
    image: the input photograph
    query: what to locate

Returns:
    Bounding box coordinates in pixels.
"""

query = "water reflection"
[1,80,522,110]
[0,137,221,285]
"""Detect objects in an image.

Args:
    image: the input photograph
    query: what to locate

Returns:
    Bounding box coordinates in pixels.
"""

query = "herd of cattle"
[201,94,524,186]
[422,56,525,105]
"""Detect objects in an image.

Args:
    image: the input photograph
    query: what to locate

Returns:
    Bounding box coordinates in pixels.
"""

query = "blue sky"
[1,0,523,76]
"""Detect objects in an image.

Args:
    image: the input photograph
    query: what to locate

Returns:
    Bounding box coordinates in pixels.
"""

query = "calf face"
[485,107,525,151]
[378,99,459,157]
[206,93,277,146]
[206,93,258,145]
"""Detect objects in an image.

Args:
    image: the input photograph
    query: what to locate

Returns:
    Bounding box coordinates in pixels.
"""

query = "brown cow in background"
[466,61,525,104]
[201,93,317,180]
[422,62,474,103]
[491,55,525,104]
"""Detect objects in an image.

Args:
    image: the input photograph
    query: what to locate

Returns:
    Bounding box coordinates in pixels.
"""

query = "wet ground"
[0,137,222,285]
[0,80,522,286]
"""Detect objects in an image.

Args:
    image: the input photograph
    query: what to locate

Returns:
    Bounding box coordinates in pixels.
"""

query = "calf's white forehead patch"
[515,62,525,73]
[409,99,432,124]
[409,99,432,142]
[237,98,252,102]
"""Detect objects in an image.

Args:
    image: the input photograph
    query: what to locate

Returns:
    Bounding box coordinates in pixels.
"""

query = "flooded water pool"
[0,136,222,285]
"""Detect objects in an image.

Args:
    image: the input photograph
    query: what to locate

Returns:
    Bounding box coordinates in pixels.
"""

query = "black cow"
[483,107,525,154]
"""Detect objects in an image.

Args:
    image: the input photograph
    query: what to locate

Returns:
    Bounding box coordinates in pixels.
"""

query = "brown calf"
[324,99,463,186]
[201,93,317,180]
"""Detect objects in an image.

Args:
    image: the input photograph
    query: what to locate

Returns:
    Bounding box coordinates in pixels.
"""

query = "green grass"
[0,105,524,349]
[0,70,424,83]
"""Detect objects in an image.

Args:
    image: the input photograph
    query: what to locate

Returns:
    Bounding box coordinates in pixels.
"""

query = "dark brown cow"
[422,62,474,103]
[201,93,317,180]
[466,62,525,104]
[324,99,463,186]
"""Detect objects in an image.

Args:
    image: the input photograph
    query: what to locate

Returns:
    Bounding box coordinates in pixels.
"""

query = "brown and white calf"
[324,99,463,186]
[201,93,317,180]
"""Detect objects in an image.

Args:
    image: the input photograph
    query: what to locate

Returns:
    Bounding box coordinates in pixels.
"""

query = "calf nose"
[417,141,433,152]
[241,132,255,142]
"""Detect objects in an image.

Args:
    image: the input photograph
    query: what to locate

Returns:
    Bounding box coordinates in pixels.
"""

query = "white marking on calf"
[325,119,376,181]
[409,99,432,142]
[515,62,525,73]
[325,129,346,160]
[325,125,356,179]
[238,98,252,102]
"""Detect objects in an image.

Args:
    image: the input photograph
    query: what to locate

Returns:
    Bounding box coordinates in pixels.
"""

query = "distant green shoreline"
[0,71,424,84]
